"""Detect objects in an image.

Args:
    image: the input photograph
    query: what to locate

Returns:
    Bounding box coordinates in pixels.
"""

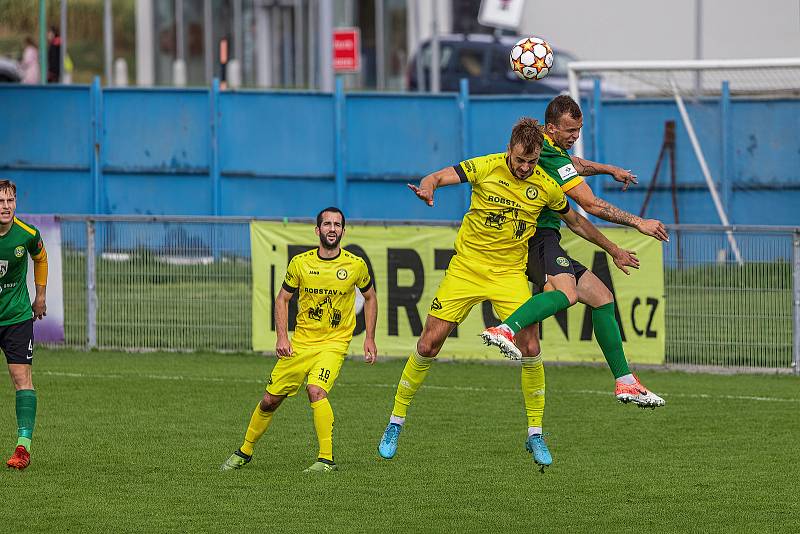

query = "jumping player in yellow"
[377,119,638,469]
[0,180,48,471]
[222,207,378,473]
[480,95,666,408]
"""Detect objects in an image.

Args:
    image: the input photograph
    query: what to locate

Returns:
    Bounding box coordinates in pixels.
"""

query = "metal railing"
[58,216,799,373]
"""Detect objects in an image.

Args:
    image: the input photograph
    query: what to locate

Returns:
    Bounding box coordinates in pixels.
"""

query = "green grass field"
[2,350,799,533]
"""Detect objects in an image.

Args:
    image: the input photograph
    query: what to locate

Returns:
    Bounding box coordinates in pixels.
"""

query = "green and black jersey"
[0,217,44,325]
[535,134,584,230]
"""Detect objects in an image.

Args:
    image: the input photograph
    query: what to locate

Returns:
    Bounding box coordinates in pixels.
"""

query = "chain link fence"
[663,226,797,371]
[58,216,799,373]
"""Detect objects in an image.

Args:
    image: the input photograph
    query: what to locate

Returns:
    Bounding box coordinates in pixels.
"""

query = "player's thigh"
[266,350,315,397]
[576,269,613,308]
[538,230,585,285]
[488,271,534,322]
[306,350,346,393]
[0,319,34,367]
[526,235,547,293]
[428,269,485,326]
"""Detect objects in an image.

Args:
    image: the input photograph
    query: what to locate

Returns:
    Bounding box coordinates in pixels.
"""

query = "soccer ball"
[509,37,554,81]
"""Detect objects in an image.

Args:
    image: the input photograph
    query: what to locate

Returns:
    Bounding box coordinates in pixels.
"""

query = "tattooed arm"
[567,182,669,241]
[571,156,638,191]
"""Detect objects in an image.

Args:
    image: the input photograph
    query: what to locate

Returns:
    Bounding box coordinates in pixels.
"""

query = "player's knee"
[260,393,283,412]
[416,339,441,358]
[306,385,328,403]
[598,287,614,306]
[520,341,540,359]
[560,286,578,306]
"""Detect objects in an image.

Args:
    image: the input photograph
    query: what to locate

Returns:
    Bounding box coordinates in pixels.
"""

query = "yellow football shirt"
[282,248,372,350]
[452,152,570,272]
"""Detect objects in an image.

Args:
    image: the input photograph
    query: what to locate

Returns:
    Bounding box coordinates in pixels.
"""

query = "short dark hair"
[509,117,544,154]
[0,179,17,197]
[316,207,345,228]
[545,95,582,126]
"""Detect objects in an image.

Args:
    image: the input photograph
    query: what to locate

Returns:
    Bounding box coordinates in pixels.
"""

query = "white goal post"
[566,57,800,265]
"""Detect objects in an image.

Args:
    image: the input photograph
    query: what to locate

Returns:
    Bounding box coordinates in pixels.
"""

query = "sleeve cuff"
[453,164,468,183]
[282,282,298,293]
[556,203,571,215]
[359,280,374,293]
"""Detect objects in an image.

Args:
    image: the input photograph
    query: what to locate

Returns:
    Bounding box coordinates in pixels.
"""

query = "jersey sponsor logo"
[525,186,538,200]
[0,260,6,277]
[556,256,571,267]
[498,179,510,186]
[430,297,443,311]
[484,208,525,239]
[464,160,476,174]
[336,268,348,280]
[308,270,319,275]
[307,296,343,327]
[14,246,24,258]
[487,195,521,208]
[557,164,578,180]
[303,288,343,296]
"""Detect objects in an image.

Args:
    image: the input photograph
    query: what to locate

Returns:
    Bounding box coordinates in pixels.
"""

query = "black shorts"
[526,228,588,292]
[0,319,34,365]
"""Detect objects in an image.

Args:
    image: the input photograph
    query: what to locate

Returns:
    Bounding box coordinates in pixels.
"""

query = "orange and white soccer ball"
[509,37,554,81]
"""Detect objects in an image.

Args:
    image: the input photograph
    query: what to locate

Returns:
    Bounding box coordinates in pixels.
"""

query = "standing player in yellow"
[377,119,638,469]
[222,207,377,473]
[0,180,48,471]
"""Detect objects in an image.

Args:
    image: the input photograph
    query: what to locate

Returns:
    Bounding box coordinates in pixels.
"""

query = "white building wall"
[520,0,800,61]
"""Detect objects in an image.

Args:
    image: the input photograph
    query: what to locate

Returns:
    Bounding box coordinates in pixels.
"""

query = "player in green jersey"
[0,180,48,470]
[480,95,667,407]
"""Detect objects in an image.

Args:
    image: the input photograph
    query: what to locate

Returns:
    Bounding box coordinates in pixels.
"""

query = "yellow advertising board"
[251,222,664,364]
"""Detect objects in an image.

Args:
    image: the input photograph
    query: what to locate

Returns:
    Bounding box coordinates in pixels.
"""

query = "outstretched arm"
[407,166,462,207]
[566,182,669,242]
[559,207,640,275]
[570,156,638,191]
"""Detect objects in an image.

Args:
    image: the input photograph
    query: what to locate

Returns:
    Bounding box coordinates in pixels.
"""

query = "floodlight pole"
[104,0,113,85]
[39,0,47,83]
[60,0,67,83]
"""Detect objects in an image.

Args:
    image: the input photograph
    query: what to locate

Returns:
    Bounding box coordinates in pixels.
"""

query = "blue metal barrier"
[1,79,798,225]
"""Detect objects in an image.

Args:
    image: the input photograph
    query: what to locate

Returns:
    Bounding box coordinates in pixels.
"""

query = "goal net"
[566,57,800,265]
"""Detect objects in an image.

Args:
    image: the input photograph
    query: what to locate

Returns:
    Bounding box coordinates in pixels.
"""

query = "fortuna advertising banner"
[251,222,664,364]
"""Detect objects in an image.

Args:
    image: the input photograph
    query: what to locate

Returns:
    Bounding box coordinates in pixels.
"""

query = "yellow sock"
[521,356,545,428]
[392,351,434,418]
[240,404,274,456]
[310,398,334,462]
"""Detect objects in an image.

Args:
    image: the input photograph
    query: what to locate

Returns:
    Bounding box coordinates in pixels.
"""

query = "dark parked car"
[407,34,624,97]
[0,57,22,83]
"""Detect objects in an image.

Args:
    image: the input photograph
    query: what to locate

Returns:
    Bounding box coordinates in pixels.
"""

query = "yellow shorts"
[429,261,531,324]
[266,345,346,397]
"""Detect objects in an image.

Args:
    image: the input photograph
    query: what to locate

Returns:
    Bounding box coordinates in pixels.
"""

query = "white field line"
[38,370,800,404]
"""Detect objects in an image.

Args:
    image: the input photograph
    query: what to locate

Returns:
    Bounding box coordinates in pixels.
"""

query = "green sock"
[15,389,37,451]
[505,290,571,334]
[592,302,631,379]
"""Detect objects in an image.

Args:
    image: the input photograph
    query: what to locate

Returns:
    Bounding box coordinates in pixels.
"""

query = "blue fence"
[2,78,799,225]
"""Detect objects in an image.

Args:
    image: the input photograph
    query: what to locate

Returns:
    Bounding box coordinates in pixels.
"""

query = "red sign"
[333,28,361,73]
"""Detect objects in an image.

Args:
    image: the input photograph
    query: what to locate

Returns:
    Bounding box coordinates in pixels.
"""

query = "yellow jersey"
[282,248,372,350]
[452,152,570,272]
